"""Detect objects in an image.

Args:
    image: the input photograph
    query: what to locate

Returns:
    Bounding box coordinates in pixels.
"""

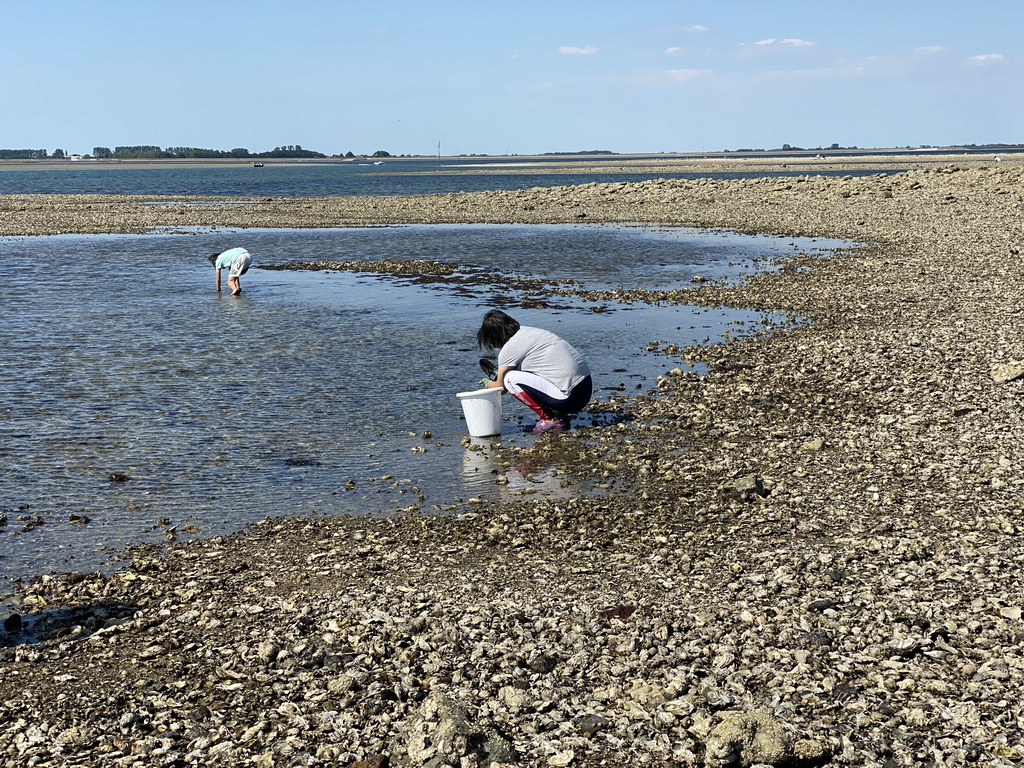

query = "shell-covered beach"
[3,155,1024,767]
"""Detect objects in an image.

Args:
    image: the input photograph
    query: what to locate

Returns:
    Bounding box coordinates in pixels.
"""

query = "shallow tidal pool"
[0,223,848,588]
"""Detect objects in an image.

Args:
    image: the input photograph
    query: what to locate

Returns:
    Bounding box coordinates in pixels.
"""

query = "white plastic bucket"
[456,387,503,437]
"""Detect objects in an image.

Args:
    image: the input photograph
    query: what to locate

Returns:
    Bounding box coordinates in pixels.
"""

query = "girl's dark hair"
[208,252,220,266]
[476,309,520,351]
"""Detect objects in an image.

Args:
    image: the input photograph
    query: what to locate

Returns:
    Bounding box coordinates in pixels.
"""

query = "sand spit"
[0,154,1019,240]
[3,162,1024,767]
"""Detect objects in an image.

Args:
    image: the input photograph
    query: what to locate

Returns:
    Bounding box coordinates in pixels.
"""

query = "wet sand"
[3,156,1024,766]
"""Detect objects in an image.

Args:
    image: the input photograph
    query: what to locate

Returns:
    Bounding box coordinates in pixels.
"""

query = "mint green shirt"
[214,247,249,269]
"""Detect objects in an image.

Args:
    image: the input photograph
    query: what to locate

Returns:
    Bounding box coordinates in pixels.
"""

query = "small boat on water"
[252,162,264,168]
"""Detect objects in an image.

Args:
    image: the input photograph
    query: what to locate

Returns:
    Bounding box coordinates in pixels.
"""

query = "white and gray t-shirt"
[497,326,590,394]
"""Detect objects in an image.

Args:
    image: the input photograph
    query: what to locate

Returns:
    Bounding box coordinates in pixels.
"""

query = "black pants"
[518,375,592,419]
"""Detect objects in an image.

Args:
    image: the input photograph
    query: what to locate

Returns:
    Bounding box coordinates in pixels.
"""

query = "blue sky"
[2,0,1021,156]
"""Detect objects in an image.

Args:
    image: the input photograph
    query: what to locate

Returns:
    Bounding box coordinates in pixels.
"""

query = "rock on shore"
[3,161,1024,766]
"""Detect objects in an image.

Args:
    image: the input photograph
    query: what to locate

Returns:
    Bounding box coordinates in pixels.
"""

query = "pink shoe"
[527,417,566,434]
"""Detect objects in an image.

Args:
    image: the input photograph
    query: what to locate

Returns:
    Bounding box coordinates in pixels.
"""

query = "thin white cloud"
[967,53,1004,65]
[665,47,682,56]
[558,45,599,55]
[748,38,816,48]
[684,25,710,32]
[913,46,945,55]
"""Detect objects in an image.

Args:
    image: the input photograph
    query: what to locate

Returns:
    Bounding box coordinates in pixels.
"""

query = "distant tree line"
[0,149,50,159]
[949,143,1024,149]
[90,145,329,159]
[542,150,616,156]
[778,143,856,152]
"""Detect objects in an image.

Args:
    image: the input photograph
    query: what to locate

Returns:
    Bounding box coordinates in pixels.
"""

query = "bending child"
[476,309,592,434]
[209,247,252,295]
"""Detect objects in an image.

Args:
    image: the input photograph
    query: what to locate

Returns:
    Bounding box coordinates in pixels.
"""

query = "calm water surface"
[0,159,893,197]
[0,221,850,597]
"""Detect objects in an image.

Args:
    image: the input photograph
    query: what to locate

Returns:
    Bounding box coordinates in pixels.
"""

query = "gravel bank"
[3,161,1024,767]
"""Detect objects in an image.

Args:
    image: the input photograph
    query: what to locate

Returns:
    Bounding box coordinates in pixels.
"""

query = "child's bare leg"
[228,276,241,295]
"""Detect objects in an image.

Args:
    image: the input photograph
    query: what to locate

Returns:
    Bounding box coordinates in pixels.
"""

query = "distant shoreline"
[0,149,1018,176]
[1,152,1021,238]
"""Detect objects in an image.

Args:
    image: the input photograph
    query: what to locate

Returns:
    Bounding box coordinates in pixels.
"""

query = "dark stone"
[3,614,22,633]
[718,474,770,501]
[807,599,837,613]
[600,604,637,621]
[527,654,557,674]
[576,713,610,737]
[799,630,833,647]
[833,683,858,701]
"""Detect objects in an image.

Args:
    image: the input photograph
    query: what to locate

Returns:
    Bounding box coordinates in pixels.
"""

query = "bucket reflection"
[460,438,575,501]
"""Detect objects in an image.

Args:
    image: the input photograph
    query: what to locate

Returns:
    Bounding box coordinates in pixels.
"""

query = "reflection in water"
[460,438,580,501]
